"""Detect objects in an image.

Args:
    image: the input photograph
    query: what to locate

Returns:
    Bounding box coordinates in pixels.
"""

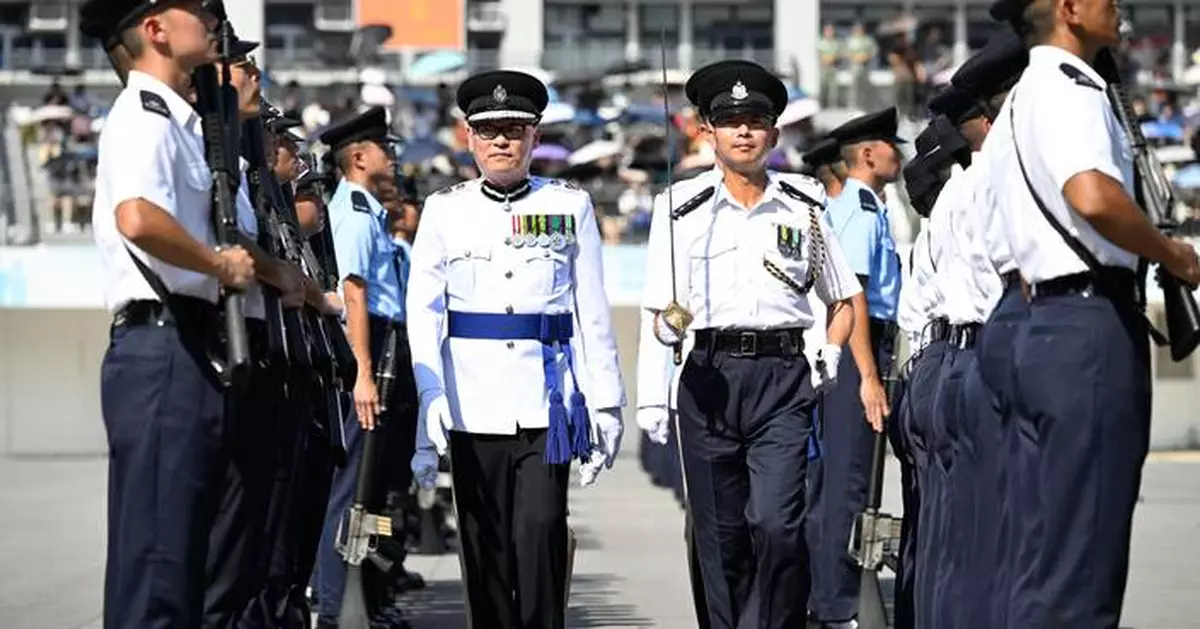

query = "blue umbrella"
[619,103,667,125]
[1173,163,1200,190]
[1141,120,1184,142]
[407,50,466,79]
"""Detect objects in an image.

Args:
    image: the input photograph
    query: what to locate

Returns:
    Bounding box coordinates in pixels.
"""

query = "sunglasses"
[471,124,530,141]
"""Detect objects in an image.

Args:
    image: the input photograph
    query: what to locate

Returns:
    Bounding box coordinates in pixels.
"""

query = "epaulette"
[777,179,823,209]
[1058,63,1102,91]
[140,90,170,119]
[858,188,879,213]
[431,181,470,197]
[671,186,717,220]
[350,191,372,214]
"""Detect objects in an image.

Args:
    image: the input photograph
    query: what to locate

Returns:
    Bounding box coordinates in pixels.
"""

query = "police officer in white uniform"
[923,31,1028,629]
[641,60,861,629]
[81,1,256,627]
[988,1,1200,626]
[407,70,625,629]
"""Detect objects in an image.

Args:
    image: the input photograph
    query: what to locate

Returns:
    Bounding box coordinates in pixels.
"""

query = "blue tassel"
[569,391,592,461]
[544,390,571,465]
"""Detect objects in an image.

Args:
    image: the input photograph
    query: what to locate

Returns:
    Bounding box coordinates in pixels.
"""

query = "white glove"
[652,312,684,345]
[637,405,671,445]
[592,407,624,468]
[411,447,439,491]
[812,343,842,392]
[578,450,606,488]
[418,391,454,455]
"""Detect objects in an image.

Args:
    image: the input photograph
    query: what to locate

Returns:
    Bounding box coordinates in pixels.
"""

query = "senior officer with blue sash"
[807,107,904,629]
[407,70,625,629]
[313,106,413,629]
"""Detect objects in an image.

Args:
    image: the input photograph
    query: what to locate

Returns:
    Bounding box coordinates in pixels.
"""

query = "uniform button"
[505,271,513,279]
[543,250,550,258]
[465,250,471,257]
[505,305,514,314]
[506,341,515,349]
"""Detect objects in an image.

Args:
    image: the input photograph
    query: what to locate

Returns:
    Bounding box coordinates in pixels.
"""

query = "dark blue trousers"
[204,322,281,629]
[907,340,949,628]
[101,321,227,629]
[884,373,915,629]
[934,344,980,629]
[1008,293,1151,629]
[677,348,817,629]
[806,326,896,623]
[315,320,414,621]
[970,281,1028,629]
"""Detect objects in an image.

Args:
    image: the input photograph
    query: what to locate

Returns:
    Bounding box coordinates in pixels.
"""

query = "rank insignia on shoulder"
[433,181,469,196]
[778,180,822,209]
[140,90,170,119]
[858,189,879,213]
[507,213,575,250]
[775,223,804,261]
[1058,63,1101,91]
[351,191,372,214]
[546,178,582,192]
[671,186,717,220]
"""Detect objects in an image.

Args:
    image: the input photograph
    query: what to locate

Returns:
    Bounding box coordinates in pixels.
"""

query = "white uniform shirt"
[93,70,215,313]
[897,222,942,347]
[976,123,1019,276]
[641,169,862,330]
[991,45,1136,284]
[406,177,626,435]
[935,156,1005,324]
[234,158,267,320]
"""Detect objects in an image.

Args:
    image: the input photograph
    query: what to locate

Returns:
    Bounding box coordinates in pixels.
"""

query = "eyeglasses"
[471,124,530,141]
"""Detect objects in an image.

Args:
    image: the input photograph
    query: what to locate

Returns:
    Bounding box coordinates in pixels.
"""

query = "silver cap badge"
[731,81,749,101]
[492,84,508,104]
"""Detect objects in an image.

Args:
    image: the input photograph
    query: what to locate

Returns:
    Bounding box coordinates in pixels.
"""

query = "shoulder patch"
[858,188,879,213]
[140,90,170,119]
[431,181,470,197]
[350,191,372,214]
[671,186,717,220]
[1058,63,1102,91]
[777,180,823,209]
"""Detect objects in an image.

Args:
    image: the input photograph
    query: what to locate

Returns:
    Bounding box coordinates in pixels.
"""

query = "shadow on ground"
[402,574,653,629]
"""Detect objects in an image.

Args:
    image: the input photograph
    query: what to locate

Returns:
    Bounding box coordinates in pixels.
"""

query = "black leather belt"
[694,328,806,358]
[869,317,899,346]
[112,296,217,330]
[1030,268,1136,304]
[928,317,951,343]
[950,322,982,349]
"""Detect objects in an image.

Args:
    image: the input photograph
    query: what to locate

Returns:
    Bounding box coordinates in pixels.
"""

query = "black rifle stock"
[337,328,400,629]
[1096,49,1200,362]
[192,22,249,388]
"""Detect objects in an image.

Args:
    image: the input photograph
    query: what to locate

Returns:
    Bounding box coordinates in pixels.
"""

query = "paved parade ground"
[1,447,1199,629]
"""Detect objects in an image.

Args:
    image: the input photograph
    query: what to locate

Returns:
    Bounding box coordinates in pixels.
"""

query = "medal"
[536,233,551,248]
[550,232,566,250]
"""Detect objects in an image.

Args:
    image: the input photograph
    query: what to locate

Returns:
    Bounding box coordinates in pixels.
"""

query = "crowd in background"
[11,19,1200,244]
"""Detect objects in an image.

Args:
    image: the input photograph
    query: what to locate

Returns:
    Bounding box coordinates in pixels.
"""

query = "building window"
[543,2,626,73]
[693,2,774,69]
[638,5,679,66]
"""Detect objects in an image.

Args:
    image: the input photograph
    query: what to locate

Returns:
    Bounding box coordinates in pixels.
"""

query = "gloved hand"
[578,450,606,488]
[812,343,842,392]
[652,312,684,345]
[419,391,454,455]
[410,447,439,491]
[592,407,624,468]
[636,405,671,445]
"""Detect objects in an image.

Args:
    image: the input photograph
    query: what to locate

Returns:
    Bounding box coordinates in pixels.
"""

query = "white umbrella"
[777,97,820,128]
[541,102,577,126]
[568,140,623,165]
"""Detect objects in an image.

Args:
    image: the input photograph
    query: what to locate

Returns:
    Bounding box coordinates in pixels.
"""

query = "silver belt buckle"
[738,332,757,357]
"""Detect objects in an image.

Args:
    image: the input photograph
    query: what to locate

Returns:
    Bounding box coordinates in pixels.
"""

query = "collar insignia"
[731,81,749,101]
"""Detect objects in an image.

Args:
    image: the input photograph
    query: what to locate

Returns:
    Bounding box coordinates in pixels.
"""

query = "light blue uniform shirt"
[329,179,404,321]
[821,177,901,321]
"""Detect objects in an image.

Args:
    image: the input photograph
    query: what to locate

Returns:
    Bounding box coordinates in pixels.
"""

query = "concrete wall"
[2,304,1199,457]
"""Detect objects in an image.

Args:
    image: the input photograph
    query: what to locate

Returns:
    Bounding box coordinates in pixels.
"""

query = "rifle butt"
[337,564,371,629]
[1161,273,1200,362]
[222,293,250,387]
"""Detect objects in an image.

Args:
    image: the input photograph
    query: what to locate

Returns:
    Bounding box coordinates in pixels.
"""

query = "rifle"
[336,328,400,629]
[192,21,250,388]
[1095,46,1200,362]
[848,372,904,629]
